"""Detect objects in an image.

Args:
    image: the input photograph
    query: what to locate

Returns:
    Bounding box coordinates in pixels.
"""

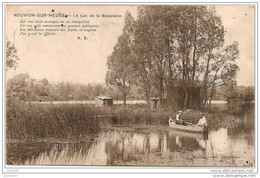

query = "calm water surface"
[7,126,254,166]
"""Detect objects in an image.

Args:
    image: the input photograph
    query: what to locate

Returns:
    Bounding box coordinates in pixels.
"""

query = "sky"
[6,5,255,86]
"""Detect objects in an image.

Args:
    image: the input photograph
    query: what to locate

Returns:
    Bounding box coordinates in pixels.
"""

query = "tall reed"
[6,101,103,141]
[6,100,254,141]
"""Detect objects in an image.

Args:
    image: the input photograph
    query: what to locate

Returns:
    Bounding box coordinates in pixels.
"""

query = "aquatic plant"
[6,101,254,141]
[6,101,103,141]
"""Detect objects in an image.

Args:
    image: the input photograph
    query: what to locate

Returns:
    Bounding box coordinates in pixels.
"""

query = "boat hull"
[169,120,208,133]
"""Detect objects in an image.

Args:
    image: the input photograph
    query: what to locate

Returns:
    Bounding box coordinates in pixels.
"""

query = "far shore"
[26,100,228,105]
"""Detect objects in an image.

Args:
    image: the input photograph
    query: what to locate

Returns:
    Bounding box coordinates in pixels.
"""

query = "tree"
[131,6,226,109]
[199,7,225,106]
[107,6,239,109]
[172,6,225,108]
[208,41,239,105]
[6,40,20,70]
[132,6,180,106]
[93,84,105,97]
[106,12,135,106]
[41,78,49,86]
[6,73,31,99]
[132,6,159,103]
[242,87,254,104]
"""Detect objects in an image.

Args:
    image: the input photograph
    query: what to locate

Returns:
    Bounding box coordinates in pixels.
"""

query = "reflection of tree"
[167,133,206,152]
[8,131,213,165]
[167,134,178,152]
[105,133,171,164]
[227,127,254,147]
[180,137,200,149]
[105,140,125,165]
[105,135,145,164]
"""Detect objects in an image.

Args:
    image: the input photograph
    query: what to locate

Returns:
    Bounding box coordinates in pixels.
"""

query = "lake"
[6,125,254,167]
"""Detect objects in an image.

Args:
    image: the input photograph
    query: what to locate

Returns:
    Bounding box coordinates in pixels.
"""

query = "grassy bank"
[6,100,254,142]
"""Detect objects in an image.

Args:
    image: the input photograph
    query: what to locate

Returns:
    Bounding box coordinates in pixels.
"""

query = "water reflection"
[7,126,254,166]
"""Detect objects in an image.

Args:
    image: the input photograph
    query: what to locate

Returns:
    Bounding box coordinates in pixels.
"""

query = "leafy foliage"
[106,6,240,108]
[106,12,136,106]
[6,73,144,101]
[6,40,20,70]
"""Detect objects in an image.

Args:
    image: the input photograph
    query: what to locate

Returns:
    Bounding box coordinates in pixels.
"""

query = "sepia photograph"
[4,3,256,171]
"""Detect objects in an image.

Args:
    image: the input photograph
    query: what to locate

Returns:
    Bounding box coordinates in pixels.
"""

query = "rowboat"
[169,129,208,140]
[169,119,208,133]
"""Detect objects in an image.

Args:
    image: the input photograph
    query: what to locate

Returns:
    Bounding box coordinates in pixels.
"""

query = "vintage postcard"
[3,2,257,175]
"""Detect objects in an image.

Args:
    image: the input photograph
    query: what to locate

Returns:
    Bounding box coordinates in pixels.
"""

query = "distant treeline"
[6,73,144,101]
[6,73,254,104]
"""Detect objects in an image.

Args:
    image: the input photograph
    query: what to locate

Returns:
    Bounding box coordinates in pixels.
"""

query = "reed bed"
[181,105,255,130]
[6,102,174,141]
[6,101,103,141]
[6,100,254,141]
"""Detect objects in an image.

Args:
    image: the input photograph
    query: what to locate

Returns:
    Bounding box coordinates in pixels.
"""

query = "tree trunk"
[209,84,215,106]
[145,88,150,108]
[203,84,208,106]
[192,9,197,85]
[123,93,126,107]
[182,56,186,82]
[209,67,221,106]
[203,48,212,105]
[183,86,189,109]
[184,48,190,109]
[192,45,197,84]
[168,36,173,86]
[159,77,163,107]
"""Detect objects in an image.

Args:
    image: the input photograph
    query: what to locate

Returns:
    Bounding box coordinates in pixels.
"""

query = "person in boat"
[169,117,174,122]
[175,110,186,125]
[197,113,208,127]
[176,110,182,120]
